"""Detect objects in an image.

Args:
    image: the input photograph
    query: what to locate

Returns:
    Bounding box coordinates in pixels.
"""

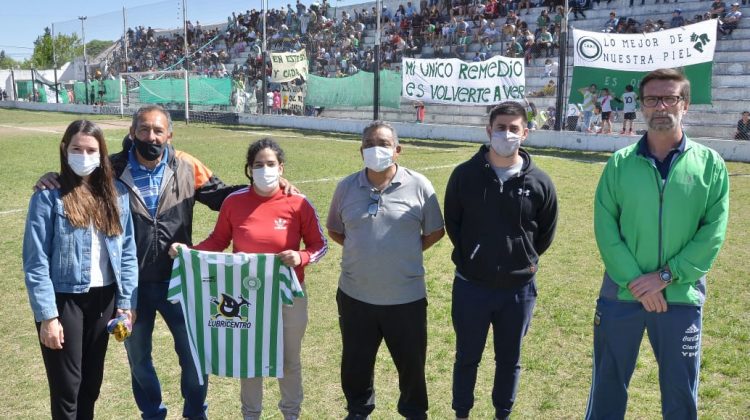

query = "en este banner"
[271,50,308,83]
[570,19,717,105]
[281,84,305,113]
[401,56,526,106]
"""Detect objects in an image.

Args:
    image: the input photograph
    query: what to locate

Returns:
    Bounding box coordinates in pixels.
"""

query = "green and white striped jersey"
[168,247,304,384]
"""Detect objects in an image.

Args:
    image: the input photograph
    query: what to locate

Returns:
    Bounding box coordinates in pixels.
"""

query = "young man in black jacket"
[444,101,558,420]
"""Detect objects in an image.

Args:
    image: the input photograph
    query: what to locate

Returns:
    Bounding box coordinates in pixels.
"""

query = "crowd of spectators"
[106,22,232,77]
[92,0,744,110]
[101,0,744,76]
[596,0,743,35]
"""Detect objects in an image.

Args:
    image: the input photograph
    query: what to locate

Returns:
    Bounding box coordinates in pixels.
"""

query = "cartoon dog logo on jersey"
[211,293,252,321]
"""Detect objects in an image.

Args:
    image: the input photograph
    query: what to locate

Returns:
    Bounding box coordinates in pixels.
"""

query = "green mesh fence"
[138,77,232,105]
[305,70,402,109]
[16,81,34,101]
[73,82,87,103]
[59,88,70,104]
[17,81,72,103]
[16,80,48,102]
[72,80,123,103]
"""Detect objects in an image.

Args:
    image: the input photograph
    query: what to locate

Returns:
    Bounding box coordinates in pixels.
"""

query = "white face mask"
[490,130,522,158]
[68,153,101,177]
[362,146,394,172]
[252,165,280,193]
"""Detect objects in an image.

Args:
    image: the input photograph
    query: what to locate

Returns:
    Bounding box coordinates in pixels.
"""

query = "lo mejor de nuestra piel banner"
[401,56,526,106]
[570,19,717,105]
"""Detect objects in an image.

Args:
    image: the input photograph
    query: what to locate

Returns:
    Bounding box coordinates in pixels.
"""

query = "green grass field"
[0,108,748,419]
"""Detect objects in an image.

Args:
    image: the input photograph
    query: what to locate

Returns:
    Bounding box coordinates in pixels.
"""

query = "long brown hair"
[59,120,123,236]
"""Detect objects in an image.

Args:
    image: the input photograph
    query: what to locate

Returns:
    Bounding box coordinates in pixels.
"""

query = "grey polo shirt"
[327,165,445,305]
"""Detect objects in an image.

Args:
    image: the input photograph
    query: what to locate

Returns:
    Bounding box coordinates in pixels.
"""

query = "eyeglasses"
[641,96,683,108]
[368,189,381,217]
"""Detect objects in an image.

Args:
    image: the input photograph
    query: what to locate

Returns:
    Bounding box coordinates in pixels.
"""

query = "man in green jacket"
[585,68,729,420]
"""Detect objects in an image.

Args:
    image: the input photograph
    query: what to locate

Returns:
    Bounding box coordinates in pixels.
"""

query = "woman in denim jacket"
[22,120,138,420]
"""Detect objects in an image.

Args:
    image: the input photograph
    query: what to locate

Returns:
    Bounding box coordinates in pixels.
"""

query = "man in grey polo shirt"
[327,121,445,420]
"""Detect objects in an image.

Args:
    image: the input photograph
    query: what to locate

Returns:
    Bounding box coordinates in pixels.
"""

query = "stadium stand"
[57,0,750,138]
[322,0,749,139]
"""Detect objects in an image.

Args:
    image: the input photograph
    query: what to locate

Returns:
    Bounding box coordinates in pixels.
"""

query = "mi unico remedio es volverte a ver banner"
[401,56,526,105]
[570,19,717,105]
[270,50,308,83]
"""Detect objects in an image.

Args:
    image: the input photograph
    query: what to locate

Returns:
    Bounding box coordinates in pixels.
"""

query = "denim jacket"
[23,182,138,322]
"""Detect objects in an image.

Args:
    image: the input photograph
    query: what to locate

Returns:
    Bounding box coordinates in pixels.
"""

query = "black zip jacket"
[444,145,558,288]
[111,145,243,283]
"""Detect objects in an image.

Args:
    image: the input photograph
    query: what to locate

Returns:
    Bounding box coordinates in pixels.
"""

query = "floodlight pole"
[123,7,129,72]
[79,16,89,105]
[373,0,381,121]
[52,23,59,103]
[183,0,190,123]
[554,0,569,131]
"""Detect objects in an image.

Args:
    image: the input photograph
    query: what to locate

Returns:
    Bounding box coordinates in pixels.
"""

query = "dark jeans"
[451,278,537,419]
[586,299,702,420]
[720,22,738,35]
[337,289,428,419]
[124,281,208,420]
[39,284,116,420]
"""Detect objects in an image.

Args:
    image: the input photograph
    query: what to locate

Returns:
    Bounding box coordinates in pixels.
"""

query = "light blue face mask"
[68,152,101,177]
[490,130,522,157]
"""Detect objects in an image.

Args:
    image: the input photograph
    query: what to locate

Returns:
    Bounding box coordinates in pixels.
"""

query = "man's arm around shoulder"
[176,150,244,211]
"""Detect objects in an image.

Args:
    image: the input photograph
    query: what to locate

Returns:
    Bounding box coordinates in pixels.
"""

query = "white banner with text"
[401,56,526,105]
[271,50,309,83]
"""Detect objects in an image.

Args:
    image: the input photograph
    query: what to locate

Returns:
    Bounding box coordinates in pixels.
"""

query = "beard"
[646,112,680,131]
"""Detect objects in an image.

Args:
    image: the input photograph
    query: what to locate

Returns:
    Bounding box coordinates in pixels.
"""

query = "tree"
[86,40,114,60]
[0,50,20,69]
[29,27,83,69]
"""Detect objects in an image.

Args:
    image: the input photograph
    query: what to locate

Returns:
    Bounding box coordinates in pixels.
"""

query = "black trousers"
[337,289,428,419]
[37,284,116,420]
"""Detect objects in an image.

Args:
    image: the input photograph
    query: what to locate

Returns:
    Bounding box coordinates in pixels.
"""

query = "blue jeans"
[125,281,208,420]
[585,298,702,420]
[582,110,594,131]
[451,277,537,419]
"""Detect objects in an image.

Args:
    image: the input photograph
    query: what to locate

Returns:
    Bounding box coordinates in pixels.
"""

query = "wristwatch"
[659,267,673,285]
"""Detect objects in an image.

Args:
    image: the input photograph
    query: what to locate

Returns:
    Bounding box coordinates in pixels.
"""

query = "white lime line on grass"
[295,164,458,185]
[0,121,126,134]
[2,167,745,216]
[239,130,462,152]
[536,154,607,165]
[0,209,24,216]
[0,164,458,215]
[240,130,279,136]
[296,177,340,184]
[0,124,61,134]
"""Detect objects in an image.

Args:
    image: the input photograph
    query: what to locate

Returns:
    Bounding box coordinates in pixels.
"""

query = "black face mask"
[134,137,166,161]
